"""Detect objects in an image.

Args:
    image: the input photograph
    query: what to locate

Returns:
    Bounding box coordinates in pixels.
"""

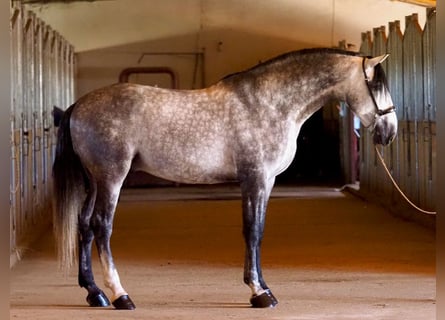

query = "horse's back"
[70,83,238,184]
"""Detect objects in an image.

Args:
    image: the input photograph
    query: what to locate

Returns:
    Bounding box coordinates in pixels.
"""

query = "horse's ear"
[375,53,390,64]
[364,54,390,71]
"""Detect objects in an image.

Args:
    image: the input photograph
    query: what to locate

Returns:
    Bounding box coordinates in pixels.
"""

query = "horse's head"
[347,54,397,146]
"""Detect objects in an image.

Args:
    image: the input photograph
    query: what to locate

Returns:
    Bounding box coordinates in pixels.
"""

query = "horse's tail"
[52,103,85,272]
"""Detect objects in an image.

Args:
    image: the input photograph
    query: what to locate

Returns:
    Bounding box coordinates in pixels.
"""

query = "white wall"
[27,0,427,98]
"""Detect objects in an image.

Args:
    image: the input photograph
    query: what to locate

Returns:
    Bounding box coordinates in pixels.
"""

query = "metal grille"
[10,3,75,264]
[359,8,436,215]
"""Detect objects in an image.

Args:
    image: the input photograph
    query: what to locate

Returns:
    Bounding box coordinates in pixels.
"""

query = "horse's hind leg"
[92,181,136,310]
[78,179,111,307]
[240,173,278,308]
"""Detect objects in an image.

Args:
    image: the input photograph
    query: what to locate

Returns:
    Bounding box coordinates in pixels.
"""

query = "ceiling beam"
[19,0,109,4]
[392,0,436,7]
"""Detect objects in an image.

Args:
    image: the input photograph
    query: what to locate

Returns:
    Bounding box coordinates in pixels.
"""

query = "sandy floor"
[10,186,435,319]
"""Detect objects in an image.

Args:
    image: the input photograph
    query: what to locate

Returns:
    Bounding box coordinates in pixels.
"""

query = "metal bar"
[68,44,75,104]
[118,67,179,89]
[402,14,423,205]
[21,9,36,236]
[137,51,205,64]
[10,5,76,260]
[34,17,46,221]
[10,3,22,256]
[386,20,404,205]
[358,31,372,191]
[372,26,388,197]
[421,7,436,210]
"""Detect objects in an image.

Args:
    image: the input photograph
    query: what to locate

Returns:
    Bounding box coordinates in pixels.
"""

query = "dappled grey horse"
[52,48,397,310]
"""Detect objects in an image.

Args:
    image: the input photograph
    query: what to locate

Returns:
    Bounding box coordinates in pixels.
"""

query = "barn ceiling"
[22,0,430,52]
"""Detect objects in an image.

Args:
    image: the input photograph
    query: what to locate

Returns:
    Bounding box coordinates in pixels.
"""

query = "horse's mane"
[221,48,361,81]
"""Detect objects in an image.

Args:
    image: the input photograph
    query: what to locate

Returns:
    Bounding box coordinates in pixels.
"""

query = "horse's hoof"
[86,290,111,307]
[250,289,278,308]
[112,295,136,310]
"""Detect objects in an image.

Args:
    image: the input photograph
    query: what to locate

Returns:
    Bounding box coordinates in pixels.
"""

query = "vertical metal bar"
[17,5,25,247]
[14,6,24,245]
[60,40,67,109]
[28,11,38,227]
[50,31,59,163]
[59,34,65,108]
[64,41,75,105]
[359,31,372,192]
[67,42,74,104]
[372,26,388,197]
[69,44,76,103]
[402,13,423,205]
[422,7,436,210]
[33,15,44,223]
[386,20,404,206]
[55,33,61,108]
[423,8,436,120]
[42,25,52,202]
[21,9,35,239]
[10,4,22,256]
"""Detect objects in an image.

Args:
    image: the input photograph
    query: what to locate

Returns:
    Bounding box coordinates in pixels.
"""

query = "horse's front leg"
[240,175,278,308]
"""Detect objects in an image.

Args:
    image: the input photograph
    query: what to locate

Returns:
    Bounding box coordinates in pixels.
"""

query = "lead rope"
[374,145,436,215]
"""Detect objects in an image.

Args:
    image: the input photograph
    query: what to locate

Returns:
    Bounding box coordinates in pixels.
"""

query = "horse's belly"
[134,147,236,184]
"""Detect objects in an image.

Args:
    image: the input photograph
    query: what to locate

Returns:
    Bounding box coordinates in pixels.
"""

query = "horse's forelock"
[369,63,389,92]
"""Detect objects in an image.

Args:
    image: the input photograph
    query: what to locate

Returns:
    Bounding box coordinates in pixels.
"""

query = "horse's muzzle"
[373,128,396,146]
[372,111,398,146]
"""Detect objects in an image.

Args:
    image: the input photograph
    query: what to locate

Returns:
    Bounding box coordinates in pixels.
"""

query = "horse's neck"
[254,59,349,121]
[218,54,354,124]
